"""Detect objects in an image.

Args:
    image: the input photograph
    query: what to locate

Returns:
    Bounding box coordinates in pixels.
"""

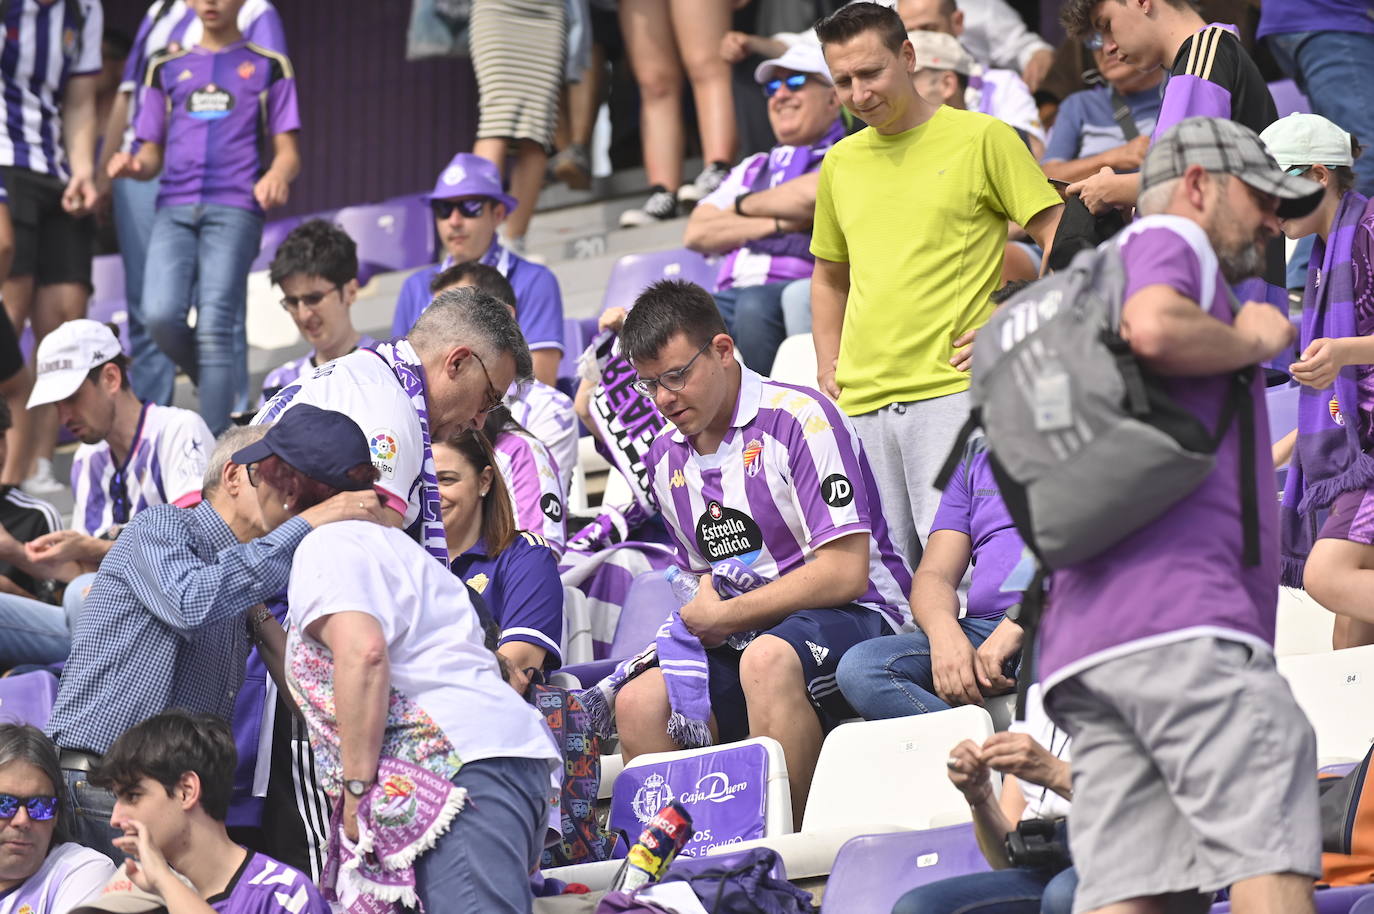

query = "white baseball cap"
[755,42,833,87]
[907,31,973,76]
[1260,112,1354,170]
[27,319,123,409]
[69,868,176,913]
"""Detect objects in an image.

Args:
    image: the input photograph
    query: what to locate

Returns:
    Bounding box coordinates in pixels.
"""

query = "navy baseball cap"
[232,404,375,492]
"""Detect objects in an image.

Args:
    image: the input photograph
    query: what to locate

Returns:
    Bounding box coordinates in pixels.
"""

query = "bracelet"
[249,605,274,628]
[734,191,753,217]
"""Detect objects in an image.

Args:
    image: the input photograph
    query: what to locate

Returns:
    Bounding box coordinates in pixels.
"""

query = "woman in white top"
[0,724,115,914]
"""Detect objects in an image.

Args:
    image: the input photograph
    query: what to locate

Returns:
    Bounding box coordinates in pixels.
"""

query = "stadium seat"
[602,249,714,311]
[1276,586,1336,657]
[251,216,304,273]
[1267,79,1312,118]
[769,333,818,387]
[821,824,991,914]
[559,569,677,685]
[1321,761,1359,778]
[90,254,125,308]
[1211,885,1374,913]
[557,317,589,390]
[1267,383,1299,446]
[1278,644,1374,764]
[334,195,435,286]
[1348,890,1374,914]
[560,585,594,666]
[707,706,999,878]
[0,670,59,728]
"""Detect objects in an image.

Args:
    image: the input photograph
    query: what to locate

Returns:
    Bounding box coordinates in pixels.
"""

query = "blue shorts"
[707,606,889,742]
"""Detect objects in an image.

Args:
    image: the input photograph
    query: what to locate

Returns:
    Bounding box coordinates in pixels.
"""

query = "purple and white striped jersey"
[645,368,913,629]
[70,402,216,537]
[506,378,577,496]
[258,334,377,406]
[0,0,103,178]
[209,852,329,913]
[493,428,567,556]
[120,0,286,154]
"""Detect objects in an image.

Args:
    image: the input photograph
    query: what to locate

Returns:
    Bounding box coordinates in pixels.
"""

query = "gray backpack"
[937,243,1260,572]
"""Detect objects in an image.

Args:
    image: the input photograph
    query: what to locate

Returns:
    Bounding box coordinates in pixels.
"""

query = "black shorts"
[1,166,93,288]
[707,605,890,742]
[0,308,20,383]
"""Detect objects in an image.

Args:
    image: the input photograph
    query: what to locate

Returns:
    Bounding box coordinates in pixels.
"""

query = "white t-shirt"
[968,67,1046,145]
[286,523,560,774]
[255,350,423,525]
[1011,684,1072,821]
[70,403,215,537]
[0,842,115,914]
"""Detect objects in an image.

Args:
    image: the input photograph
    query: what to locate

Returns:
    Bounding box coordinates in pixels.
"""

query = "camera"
[1004,818,1072,872]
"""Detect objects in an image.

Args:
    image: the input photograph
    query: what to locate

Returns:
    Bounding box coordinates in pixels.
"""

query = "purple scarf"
[1280,191,1374,585]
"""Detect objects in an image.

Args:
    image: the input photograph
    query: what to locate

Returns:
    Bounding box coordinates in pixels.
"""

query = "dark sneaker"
[619,186,679,227]
[676,161,731,205]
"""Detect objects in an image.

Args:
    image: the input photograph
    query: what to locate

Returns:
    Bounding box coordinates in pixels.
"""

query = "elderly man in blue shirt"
[44,408,386,860]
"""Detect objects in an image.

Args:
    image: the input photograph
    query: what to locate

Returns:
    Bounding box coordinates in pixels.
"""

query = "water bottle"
[663,567,758,650]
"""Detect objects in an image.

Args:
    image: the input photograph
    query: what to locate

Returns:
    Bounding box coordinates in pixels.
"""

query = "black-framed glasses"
[431,198,490,220]
[246,462,261,488]
[469,350,505,415]
[633,339,714,397]
[280,286,341,312]
[764,73,811,97]
[0,793,59,821]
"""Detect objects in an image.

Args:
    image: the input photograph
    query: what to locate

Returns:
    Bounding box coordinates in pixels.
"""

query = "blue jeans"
[893,865,1078,914]
[62,768,123,864]
[143,203,263,433]
[63,571,97,634]
[1266,30,1374,197]
[713,281,792,374]
[112,176,176,406]
[0,592,69,668]
[779,278,813,336]
[837,615,1008,717]
[412,756,550,913]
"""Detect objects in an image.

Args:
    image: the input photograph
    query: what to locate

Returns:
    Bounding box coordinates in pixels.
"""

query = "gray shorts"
[1045,637,1321,913]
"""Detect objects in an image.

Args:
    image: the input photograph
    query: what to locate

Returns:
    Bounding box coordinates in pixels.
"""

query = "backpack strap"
[1109,89,1140,142]
[1206,365,1260,567]
[934,408,982,491]
[1007,562,1048,721]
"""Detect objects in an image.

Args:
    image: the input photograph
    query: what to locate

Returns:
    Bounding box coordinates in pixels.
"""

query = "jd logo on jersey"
[187,84,234,120]
[696,501,762,563]
[541,493,564,523]
[821,473,853,508]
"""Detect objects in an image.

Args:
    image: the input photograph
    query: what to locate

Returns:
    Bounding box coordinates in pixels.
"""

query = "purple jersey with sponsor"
[507,378,578,495]
[454,530,565,667]
[137,40,300,211]
[1258,0,1374,39]
[645,367,913,628]
[494,428,567,554]
[209,852,329,913]
[258,334,377,406]
[930,441,1024,619]
[391,242,565,351]
[122,0,287,154]
[1039,215,1280,690]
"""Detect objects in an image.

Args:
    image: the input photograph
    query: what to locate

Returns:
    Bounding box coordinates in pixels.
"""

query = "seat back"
[1268,79,1311,118]
[602,249,715,310]
[803,706,998,831]
[1279,644,1374,763]
[334,195,435,285]
[610,736,792,857]
[609,571,675,658]
[251,216,305,272]
[1348,889,1374,914]
[0,671,59,728]
[1276,586,1336,657]
[769,333,817,387]
[821,825,991,914]
[1267,382,1299,446]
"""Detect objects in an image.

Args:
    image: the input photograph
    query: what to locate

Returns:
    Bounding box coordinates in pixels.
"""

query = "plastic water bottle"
[663,567,759,650]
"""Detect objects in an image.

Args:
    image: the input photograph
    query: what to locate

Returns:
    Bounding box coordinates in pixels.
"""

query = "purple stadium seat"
[557,317,589,386]
[251,216,304,273]
[0,670,59,729]
[335,195,436,286]
[90,254,125,306]
[1322,761,1360,778]
[601,249,715,311]
[1350,893,1374,914]
[1267,383,1299,446]
[1212,886,1374,913]
[559,571,677,687]
[820,825,991,914]
[1269,79,1312,118]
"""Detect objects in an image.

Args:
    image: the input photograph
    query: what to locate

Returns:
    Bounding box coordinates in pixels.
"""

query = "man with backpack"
[1027,119,1325,913]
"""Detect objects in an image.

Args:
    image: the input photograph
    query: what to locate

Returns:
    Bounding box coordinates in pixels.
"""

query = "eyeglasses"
[469,350,505,415]
[109,469,132,526]
[246,462,261,488]
[1084,33,1104,51]
[764,73,811,97]
[633,339,714,397]
[0,793,59,821]
[280,286,341,312]
[431,198,490,220]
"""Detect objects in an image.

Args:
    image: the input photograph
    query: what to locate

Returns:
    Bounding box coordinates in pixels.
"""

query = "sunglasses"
[1084,33,1105,51]
[280,286,341,312]
[764,73,811,97]
[0,793,59,821]
[431,198,490,220]
[109,469,132,526]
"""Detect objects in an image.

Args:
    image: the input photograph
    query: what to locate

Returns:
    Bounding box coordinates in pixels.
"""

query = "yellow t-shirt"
[810,106,1062,415]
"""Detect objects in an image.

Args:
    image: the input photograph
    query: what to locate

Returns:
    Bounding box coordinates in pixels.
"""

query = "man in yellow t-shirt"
[811,1,1062,565]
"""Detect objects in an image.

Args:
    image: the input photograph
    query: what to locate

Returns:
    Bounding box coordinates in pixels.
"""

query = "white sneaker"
[22,457,64,496]
[676,162,731,206]
[619,186,679,228]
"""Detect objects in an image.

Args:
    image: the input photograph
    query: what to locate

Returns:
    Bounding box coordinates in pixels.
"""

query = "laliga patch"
[695,501,763,563]
[368,429,398,480]
[821,473,854,508]
[187,84,234,120]
[540,493,564,523]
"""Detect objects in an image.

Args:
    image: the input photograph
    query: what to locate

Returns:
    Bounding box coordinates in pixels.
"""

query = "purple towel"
[1281,191,1374,585]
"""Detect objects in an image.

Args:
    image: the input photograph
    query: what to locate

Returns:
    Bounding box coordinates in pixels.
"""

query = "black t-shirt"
[0,486,61,598]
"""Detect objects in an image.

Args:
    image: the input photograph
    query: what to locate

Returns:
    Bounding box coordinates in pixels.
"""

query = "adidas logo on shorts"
[807,641,829,665]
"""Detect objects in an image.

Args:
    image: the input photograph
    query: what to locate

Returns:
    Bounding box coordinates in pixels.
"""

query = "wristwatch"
[344,778,374,798]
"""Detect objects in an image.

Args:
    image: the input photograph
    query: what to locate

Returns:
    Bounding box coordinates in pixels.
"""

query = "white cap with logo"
[1260,112,1354,170]
[27,319,122,409]
[754,42,833,87]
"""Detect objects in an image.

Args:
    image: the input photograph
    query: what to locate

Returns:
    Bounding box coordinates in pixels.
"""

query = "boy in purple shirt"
[1039,119,1323,914]
[108,0,301,435]
[90,710,329,914]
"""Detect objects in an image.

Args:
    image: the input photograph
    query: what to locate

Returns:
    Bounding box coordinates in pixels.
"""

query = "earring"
[480,488,489,497]
[282,502,290,510]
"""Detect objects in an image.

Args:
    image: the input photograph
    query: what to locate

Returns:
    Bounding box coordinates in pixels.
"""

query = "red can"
[611,801,695,892]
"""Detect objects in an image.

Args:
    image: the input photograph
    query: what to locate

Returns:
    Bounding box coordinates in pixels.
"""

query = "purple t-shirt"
[453,531,565,667]
[1039,215,1280,691]
[1349,209,1374,442]
[137,40,300,211]
[929,443,1023,620]
[1258,0,1374,39]
[209,852,329,913]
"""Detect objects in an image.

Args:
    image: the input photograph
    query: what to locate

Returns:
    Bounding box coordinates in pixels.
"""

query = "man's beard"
[1209,194,1270,284]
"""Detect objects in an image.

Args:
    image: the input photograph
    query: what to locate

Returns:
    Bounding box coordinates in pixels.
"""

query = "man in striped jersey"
[614,279,913,822]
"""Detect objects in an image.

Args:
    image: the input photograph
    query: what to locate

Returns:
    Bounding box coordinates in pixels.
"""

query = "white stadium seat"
[770,333,818,387]
[1278,644,1374,764]
[1274,586,1336,657]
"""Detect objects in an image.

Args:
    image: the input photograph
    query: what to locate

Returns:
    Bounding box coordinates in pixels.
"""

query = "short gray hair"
[1136,175,1185,216]
[0,723,70,843]
[410,286,534,383]
[203,425,269,496]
